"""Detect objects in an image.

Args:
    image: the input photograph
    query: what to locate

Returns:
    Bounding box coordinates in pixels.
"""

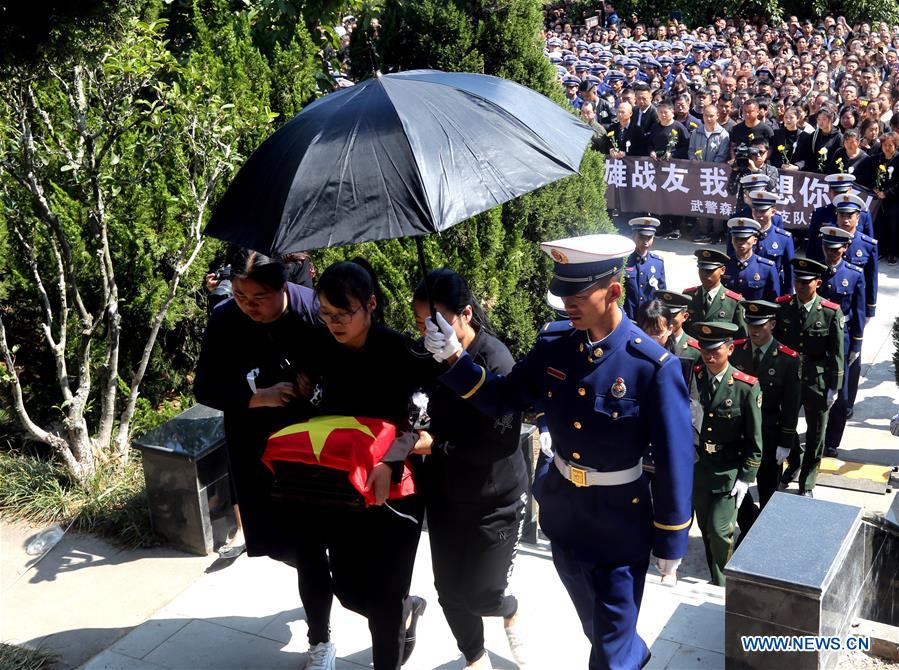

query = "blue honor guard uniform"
[436,235,694,670]
[623,218,667,320]
[817,227,867,457]
[722,218,781,301]
[806,174,875,258]
[730,191,795,290]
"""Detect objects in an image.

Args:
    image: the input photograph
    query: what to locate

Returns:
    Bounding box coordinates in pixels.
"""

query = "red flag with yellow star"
[261,415,416,505]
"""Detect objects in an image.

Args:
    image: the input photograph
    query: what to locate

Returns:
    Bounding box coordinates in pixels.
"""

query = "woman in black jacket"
[193,251,319,564]
[410,270,528,670]
[295,259,426,670]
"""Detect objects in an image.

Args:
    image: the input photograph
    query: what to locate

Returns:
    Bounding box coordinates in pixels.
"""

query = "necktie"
[752,348,763,373]
[706,292,713,307]
[710,378,719,396]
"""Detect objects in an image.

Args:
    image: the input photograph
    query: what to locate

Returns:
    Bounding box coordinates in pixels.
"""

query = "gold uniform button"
[631,497,640,504]
[612,411,619,419]
[634,337,642,344]
[547,391,553,398]
[573,421,582,429]
[708,412,714,417]
[578,387,586,396]
[572,452,581,460]
[707,427,713,432]
[579,344,585,352]
[594,348,603,357]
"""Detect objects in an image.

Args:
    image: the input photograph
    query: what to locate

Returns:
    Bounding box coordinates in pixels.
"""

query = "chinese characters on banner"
[604,157,879,228]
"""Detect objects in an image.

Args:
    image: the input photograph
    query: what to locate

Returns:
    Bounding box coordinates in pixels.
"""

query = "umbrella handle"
[414,236,436,320]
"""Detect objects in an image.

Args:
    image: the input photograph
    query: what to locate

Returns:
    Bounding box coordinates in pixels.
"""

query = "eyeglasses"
[318,304,363,325]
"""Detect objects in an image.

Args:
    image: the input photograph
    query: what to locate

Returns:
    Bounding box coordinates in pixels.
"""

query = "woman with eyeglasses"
[409,269,528,670]
[293,258,426,670]
[194,249,319,562]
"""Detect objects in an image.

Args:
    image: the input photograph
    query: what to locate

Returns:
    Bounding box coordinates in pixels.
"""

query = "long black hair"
[316,257,385,322]
[413,268,494,336]
[635,299,676,352]
[230,250,288,291]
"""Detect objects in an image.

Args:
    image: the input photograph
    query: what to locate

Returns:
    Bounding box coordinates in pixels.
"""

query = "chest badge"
[855,250,862,257]
[649,276,659,288]
[650,266,656,273]
[611,377,627,398]
[842,279,849,287]
[815,321,822,327]
[724,398,733,407]
[772,241,779,249]
[719,310,727,317]
[768,368,776,375]
[546,367,567,381]
[753,273,760,281]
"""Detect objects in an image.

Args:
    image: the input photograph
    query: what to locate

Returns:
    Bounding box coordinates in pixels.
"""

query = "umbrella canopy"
[205,69,593,254]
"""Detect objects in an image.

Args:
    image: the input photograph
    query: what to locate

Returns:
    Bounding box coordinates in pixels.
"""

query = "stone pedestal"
[724,492,865,669]
[134,404,234,556]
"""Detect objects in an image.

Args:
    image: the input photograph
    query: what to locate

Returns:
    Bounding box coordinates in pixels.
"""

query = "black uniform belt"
[696,441,741,457]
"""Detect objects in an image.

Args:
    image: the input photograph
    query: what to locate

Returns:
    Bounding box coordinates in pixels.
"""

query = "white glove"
[775,446,791,464]
[826,388,838,409]
[848,351,860,367]
[539,431,553,458]
[656,557,681,577]
[424,312,462,362]
[890,413,899,437]
[730,479,749,508]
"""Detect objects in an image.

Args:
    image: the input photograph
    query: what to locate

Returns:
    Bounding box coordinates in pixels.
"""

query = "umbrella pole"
[414,236,436,319]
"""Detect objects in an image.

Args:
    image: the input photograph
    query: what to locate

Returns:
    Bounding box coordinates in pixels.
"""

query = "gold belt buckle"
[704,442,717,454]
[569,465,588,487]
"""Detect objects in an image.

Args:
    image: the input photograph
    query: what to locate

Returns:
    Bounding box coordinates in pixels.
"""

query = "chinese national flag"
[262,416,416,505]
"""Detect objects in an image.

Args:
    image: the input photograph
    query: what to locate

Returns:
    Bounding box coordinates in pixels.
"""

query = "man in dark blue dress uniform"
[424,234,694,670]
[722,218,781,301]
[745,191,795,289]
[817,226,867,458]
[623,217,667,320]
[805,174,875,257]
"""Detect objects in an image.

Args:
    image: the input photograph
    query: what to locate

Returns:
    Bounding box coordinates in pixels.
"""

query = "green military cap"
[742,300,779,325]
[690,321,739,349]
[694,248,730,269]
[791,257,828,280]
[653,289,691,313]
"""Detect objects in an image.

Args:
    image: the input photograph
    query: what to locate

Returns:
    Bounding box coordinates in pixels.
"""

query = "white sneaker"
[304,641,336,670]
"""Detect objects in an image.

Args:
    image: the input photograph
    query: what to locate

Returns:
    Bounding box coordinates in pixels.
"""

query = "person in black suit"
[633,82,658,151]
[607,102,646,157]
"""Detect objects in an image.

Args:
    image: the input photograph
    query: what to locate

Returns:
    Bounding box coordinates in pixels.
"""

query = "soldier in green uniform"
[684,249,747,337]
[731,300,802,509]
[655,289,701,365]
[688,322,762,586]
[774,258,845,497]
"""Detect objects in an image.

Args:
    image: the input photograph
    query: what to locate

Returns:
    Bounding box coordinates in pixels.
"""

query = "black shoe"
[823,447,838,458]
[889,257,898,266]
[401,596,427,665]
[798,489,814,498]
[779,466,798,486]
[694,234,713,243]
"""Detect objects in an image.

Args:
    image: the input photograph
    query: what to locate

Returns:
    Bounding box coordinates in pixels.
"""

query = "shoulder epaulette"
[820,298,840,310]
[775,294,793,303]
[757,256,775,266]
[649,252,663,260]
[733,338,749,347]
[777,344,799,358]
[732,370,758,385]
[725,289,744,300]
[628,334,667,367]
[684,286,699,294]
[779,228,792,237]
[538,320,576,342]
[845,263,862,273]
[860,233,877,244]
[687,337,700,349]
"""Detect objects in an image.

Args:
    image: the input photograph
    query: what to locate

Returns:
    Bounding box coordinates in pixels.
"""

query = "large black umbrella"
[205,69,593,255]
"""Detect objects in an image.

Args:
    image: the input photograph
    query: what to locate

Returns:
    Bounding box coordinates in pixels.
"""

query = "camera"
[733,144,751,171]
[213,264,232,281]
[207,264,233,313]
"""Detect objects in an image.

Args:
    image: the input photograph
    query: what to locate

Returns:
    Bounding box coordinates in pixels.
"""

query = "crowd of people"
[542,6,899,262]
